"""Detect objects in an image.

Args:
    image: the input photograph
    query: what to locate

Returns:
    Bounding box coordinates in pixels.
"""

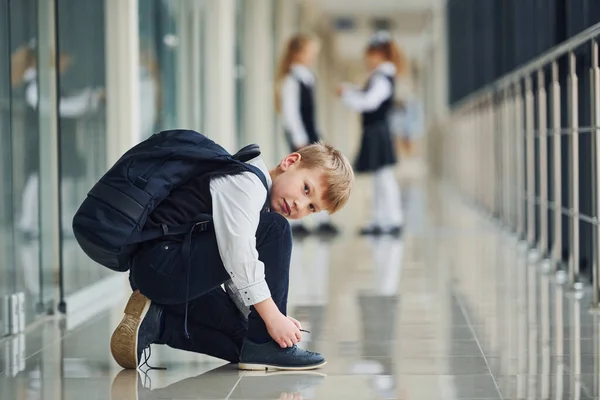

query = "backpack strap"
[233,144,261,163]
[242,162,270,211]
[232,144,270,211]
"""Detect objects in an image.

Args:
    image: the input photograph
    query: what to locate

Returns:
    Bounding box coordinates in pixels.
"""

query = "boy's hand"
[266,313,302,348]
[287,316,302,330]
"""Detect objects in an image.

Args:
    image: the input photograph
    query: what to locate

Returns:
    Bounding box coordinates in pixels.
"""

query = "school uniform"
[341,62,403,234]
[281,64,338,235]
[127,156,319,366]
[282,64,320,151]
[129,157,282,356]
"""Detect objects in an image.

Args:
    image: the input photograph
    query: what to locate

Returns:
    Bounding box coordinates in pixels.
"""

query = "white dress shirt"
[282,64,316,149]
[210,156,273,306]
[341,62,396,112]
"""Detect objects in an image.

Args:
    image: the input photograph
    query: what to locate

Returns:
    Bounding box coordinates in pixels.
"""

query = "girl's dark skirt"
[354,121,397,173]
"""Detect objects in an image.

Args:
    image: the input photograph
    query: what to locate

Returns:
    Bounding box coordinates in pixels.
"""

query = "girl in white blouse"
[275,34,339,236]
[338,32,406,236]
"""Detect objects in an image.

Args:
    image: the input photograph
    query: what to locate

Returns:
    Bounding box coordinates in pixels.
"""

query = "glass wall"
[139,0,207,135]
[0,0,214,334]
[139,0,179,136]
[0,0,47,336]
[56,0,111,299]
[0,0,16,337]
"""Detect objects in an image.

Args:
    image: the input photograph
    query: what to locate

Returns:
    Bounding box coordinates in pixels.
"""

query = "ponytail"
[387,41,408,77]
[11,45,36,88]
[366,32,408,77]
[274,34,315,113]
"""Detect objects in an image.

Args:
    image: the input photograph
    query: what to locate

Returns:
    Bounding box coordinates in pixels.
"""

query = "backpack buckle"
[194,220,210,232]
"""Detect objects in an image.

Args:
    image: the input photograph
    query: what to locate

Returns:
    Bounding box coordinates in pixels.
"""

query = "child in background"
[337,31,405,236]
[275,33,340,237]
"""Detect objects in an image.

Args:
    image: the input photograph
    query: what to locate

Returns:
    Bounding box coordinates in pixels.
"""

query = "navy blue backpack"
[72,129,267,273]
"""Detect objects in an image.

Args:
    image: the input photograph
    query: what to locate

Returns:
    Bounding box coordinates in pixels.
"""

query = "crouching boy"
[84,130,354,371]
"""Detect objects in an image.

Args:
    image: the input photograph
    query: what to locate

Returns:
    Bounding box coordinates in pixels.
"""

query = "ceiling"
[316,0,444,15]
[308,0,441,63]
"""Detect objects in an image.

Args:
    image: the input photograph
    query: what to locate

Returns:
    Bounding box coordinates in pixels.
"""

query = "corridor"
[1,168,598,400]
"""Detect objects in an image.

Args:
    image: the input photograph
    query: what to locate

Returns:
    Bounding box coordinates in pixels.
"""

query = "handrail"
[453,20,600,109]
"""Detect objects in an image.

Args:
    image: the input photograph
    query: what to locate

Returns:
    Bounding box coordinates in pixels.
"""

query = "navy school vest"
[361,72,395,127]
[290,72,320,144]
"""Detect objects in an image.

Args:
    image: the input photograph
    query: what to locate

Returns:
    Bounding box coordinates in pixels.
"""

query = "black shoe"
[315,222,340,236]
[382,226,403,237]
[239,339,327,371]
[110,290,163,369]
[359,226,382,236]
[291,224,311,237]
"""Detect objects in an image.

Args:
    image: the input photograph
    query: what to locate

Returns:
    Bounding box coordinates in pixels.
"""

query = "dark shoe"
[382,226,403,237]
[110,290,163,369]
[239,339,327,371]
[315,222,340,236]
[291,224,311,237]
[359,226,382,236]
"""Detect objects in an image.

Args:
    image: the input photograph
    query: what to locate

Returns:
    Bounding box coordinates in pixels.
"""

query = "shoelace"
[139,345,167,373]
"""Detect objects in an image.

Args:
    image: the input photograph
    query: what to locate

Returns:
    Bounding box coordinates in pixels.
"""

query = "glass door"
[0,0,48,339]
[0,0,16,338]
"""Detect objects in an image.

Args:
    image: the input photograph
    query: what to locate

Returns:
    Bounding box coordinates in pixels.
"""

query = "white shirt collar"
[290,64,315,85]
[375,62,396,77]
[23,67,37,82]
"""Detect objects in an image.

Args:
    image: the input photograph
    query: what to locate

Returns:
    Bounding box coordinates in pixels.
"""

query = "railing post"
[525,76,536,247]
[515,81,526,240]
[568,52,582,289]
[590,39,600,310]
[551,61,563,273]
[503,89,511,226]
[508,85,516,231]
[473,100,485,209]
[538,69,549,258]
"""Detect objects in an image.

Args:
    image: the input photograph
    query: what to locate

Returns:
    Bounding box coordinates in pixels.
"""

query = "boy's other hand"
[287,316,302,330]
[266,313,302,348]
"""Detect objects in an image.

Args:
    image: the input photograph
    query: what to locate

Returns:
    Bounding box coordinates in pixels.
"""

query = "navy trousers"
[129,212,292,362]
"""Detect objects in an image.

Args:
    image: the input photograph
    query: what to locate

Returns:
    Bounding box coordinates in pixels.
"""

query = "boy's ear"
[280,152,301,171]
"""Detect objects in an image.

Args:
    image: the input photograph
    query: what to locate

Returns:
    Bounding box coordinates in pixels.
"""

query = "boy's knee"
[258,212,292,246]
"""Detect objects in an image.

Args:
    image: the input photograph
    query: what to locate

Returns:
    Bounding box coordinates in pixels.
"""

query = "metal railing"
[446,22,600,309]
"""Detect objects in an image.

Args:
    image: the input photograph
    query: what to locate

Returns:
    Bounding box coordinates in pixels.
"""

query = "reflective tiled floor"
[3,167,600,399]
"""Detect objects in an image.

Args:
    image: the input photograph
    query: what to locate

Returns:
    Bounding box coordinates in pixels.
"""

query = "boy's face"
[270,153,326,220]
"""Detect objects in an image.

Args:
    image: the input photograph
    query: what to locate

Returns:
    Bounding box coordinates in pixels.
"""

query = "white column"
[37,0,60,313]
[432,4,449,122]
[205,0,236,152]
[176,1,193,130]
[244,0,275,165]
[105,0,140,165]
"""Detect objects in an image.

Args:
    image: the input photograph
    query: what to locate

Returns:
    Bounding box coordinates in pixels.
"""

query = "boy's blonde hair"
[296,142,354,214]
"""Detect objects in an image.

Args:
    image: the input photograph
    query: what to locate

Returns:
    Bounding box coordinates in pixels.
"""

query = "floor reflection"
[110,365,326,400]
[12,178,600,399]
[350,236,403,399]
